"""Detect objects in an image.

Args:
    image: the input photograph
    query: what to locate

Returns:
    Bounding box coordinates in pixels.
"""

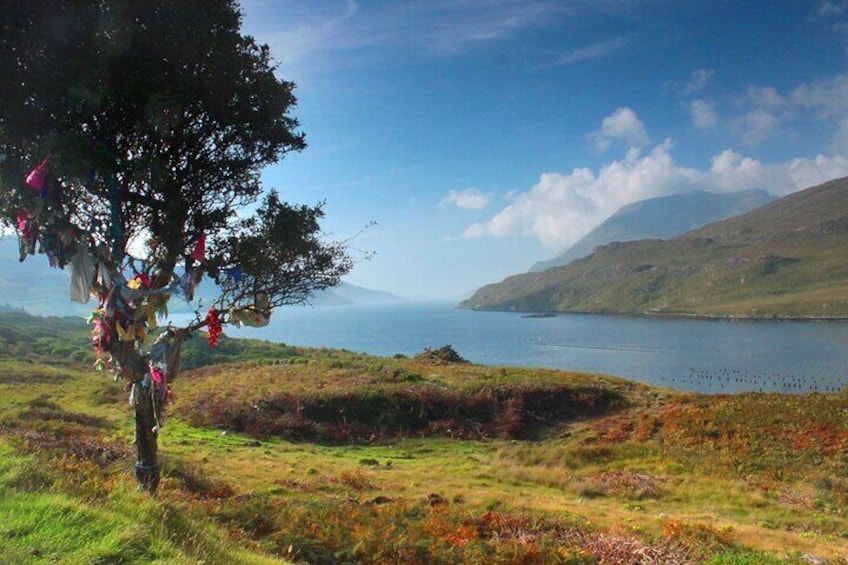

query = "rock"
[426,493,446,506]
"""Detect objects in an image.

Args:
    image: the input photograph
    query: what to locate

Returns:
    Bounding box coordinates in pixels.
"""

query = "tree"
[0,0,352,492]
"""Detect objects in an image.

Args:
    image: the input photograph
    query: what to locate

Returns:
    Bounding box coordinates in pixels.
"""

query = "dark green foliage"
[179,332,303,370]
[704,550,806,565]
[0,311,89,363]
[0,1,350,491]
[0,0,349,317]
[371,367,423,383]
[415,345,469,364]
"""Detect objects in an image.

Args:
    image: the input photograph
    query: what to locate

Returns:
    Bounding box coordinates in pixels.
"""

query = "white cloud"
[832,117,848,154]
[791,72,848,118]
[818,0,848,17]
[240,0,569,73]
[537,37,629,69]
[665,68,715,96]
[464,140,696,248]
[588,107,650,152]
[467,69,848,250]
[787,153,848,189]
[678,74,848,149]
[745,86,789,110]
[690,99,718,130]
[735,109,780,146]
[817,1,848,37]
[726,78,848,148]
[464,143,848,250]
[730,86,791,146]
[683,68,715,94]
[419,1,567,55]
[441,188,491,210]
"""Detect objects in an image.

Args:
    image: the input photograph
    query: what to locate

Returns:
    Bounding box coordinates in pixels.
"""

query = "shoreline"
[460,305,848,323]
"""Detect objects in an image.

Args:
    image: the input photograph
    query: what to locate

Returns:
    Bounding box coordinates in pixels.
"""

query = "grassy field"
[1,312,846,563]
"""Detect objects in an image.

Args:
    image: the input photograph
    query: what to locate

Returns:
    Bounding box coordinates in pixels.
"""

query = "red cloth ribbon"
[190,234,206,262]
[150,366,164,384]
[26,157,50,191]
[16,211,31,238]
[205,308,222,348]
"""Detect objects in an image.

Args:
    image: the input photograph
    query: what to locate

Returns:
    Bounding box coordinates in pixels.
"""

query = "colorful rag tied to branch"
[205,308,222,347]
[16,157,269,378]
[26,156,50,197]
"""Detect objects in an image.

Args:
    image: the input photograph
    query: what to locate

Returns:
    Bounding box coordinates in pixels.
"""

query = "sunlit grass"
[1,311,847,563]
[0,440,289,564]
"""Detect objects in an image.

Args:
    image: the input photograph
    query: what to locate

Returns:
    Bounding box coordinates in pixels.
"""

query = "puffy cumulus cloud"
[683,68,715,94]
[708,149,783,192]
[791,72,848,118]
[464,140,699,248]
[789,73,848,153]
[709,150,848,196]
[441,188,491,210]
[588,107,650,152]
[786,153,848,190]
[745,86,789,110]
[735,109,780,146]
[690,99,718,130]
[464,143,848,249]
[465,70,848,250]
[728,76,848,148]
[731,86,793,146]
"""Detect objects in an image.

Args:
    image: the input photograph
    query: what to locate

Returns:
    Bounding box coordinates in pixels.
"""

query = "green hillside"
[462,176,848,318]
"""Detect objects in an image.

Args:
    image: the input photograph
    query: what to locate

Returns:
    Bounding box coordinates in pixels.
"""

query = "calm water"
[216,301,848,394]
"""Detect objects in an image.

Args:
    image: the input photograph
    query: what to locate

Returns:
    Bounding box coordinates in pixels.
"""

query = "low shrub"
[415,345,469,365]
[181,383,625,443]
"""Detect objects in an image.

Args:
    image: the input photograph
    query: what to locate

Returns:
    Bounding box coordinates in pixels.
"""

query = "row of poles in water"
[656,367,847,393]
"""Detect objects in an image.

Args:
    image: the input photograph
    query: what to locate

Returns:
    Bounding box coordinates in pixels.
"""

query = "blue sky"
[238,0,848,300]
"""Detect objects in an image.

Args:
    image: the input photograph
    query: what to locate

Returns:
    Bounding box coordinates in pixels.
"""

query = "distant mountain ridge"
[0,237,400,316]
[530,189,776,272]
[310,282,403,306]
[462,176,848,318]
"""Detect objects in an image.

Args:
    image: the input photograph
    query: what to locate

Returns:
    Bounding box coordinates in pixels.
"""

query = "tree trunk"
[115,338,161,494]
[132,377,160,493]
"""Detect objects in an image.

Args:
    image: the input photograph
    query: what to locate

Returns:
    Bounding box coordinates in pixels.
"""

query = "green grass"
[1,311,847,563]
[0,441,288,564]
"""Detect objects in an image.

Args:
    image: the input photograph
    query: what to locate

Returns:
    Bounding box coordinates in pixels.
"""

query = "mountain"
[0,237,91,316]
[0,237,401,315]
[530,189,776,272]
[461,176,848,318]
[310,282,403,306]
